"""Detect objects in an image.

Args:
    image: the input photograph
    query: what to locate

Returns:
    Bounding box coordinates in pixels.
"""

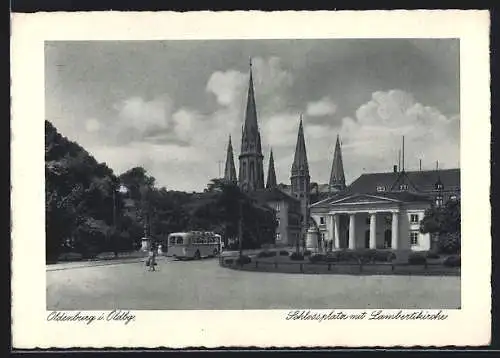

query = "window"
[410,214,419,224]
[450,195,458,201]
[276,218,281,227]
[321,232,325,241]
[410,231,419,246]
[176,236,184,245]
[276,233,281,241]
[319,217,325,225]
[399,184,409,191]
[376,185,386,192]
[276,202,280,212]
[169,237,176,245]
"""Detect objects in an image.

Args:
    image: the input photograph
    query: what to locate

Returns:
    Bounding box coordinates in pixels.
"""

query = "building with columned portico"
[308,168,460,253]
[221,60,460,251]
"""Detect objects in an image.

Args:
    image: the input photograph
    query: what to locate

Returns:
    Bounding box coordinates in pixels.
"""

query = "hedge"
[408,252,427,265]
[443,255,461,267]
[290,252,304,261]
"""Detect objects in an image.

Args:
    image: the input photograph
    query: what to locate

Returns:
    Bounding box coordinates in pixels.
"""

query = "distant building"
[309,168,460,253]
[221,60,460,251]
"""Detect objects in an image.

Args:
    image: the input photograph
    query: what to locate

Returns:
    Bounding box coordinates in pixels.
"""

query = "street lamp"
[111,184,129,257]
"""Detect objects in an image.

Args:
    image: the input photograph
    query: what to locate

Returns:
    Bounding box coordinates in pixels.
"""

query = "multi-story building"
[222,61,460,251]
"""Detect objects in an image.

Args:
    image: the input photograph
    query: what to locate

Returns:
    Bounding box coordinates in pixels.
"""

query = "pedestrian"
[147,243,157,272]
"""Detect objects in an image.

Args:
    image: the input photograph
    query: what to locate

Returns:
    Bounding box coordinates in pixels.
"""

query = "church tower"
[238,60,265,192]
[290,116,311,243]
[266,148,277,189]
[224,135,237,184]
[329,134,346,192]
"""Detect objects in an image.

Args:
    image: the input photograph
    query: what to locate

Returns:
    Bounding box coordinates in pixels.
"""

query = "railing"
[219,257,460,276]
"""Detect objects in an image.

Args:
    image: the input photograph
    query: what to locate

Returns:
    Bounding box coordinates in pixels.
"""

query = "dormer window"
[399,184,408,191]
[376,185,386,192]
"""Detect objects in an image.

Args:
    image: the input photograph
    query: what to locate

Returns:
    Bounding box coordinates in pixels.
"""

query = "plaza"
[47,257,461,310]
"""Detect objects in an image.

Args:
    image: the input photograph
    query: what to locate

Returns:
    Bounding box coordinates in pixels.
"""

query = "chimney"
[393,165,398,173]
[419,159,422,171]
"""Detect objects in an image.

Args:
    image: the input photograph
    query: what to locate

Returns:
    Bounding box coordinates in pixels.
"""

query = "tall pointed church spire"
[329,134,346,191]
[291,115,309,175]
[290,115,311,250]
[238,59,265,191]
[224,135,237,184]
[266,148,277,189]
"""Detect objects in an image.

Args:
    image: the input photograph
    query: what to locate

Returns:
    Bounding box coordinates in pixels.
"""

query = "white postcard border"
[11,10,491,348]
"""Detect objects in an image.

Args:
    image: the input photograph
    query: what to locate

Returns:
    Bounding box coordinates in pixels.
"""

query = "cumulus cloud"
[206,56,294,114]
[206,70,247,107]
[337,89,459,180]
[306,96,338,117]
[113,94,174,133]
[85,118,100,132]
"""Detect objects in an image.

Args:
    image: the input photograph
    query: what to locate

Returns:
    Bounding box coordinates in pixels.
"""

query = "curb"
[46,257,152,271]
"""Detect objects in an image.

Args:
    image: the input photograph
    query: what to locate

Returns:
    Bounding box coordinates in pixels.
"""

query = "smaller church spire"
[329,134,346,191]
[266,148,277,189]
[291,114,309,176]
[224,135,237,184]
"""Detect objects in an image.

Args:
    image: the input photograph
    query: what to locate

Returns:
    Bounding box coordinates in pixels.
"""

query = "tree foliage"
[46,122,277,261]
[420,199,461,254]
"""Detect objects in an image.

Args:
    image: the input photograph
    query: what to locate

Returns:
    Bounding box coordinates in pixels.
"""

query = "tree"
[420,199,461,254]
[45,120,125,260]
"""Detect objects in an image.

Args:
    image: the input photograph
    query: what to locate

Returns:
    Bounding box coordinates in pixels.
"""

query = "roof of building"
[310,191,433,208]
[345,168,460,194]
[249,187,300,204]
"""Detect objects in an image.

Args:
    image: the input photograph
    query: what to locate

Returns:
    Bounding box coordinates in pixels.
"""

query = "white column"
[327,214,334,242]
[369,212,377,249]
[348,213,356,249]
[391,211,399,249]
[333,214,340,249]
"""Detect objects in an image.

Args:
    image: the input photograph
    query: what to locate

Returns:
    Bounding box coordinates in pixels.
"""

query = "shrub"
[257,250,277,258]
[426,252,440,259]
[279,250,289,256]
[408,252,427,265]
[303,250,312,256]
[443,255,461,267]
[235,255,251,265]
[290,252,304,261]
[309,254,326,263]
[58,252,83,262]
[438,232,460,254]
[224,258,234,265]
[357,250,396,263]
[332,250,359,263]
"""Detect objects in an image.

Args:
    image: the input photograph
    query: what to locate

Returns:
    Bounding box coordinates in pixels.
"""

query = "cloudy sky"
[45,39,460,192]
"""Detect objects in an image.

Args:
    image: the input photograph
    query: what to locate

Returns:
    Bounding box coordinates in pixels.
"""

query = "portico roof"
[310,191,432,209]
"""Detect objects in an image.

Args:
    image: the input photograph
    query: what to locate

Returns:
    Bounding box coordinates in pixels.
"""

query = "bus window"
[169,237,176,245]
[176,236,184,245]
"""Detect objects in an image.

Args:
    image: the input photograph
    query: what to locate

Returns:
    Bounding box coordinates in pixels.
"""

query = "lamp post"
[111,184,129,257]
[238,200,243,261]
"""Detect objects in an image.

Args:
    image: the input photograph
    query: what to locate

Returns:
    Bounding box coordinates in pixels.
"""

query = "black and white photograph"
[44,37,462,310]
[11,10,490,348]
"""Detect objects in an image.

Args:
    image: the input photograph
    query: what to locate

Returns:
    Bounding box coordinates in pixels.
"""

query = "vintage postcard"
[11,10,491,348]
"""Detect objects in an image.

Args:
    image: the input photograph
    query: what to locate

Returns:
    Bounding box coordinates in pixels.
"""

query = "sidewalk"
[46,255,167,271]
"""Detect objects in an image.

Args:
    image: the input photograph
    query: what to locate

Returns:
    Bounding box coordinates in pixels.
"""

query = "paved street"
[47,257,461,310]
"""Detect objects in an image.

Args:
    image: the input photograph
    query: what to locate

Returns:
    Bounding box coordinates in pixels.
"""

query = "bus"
[166,231,222,260]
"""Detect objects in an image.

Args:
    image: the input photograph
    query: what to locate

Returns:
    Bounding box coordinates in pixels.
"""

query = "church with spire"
[221,61,347,247]
[221,60,460,251]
